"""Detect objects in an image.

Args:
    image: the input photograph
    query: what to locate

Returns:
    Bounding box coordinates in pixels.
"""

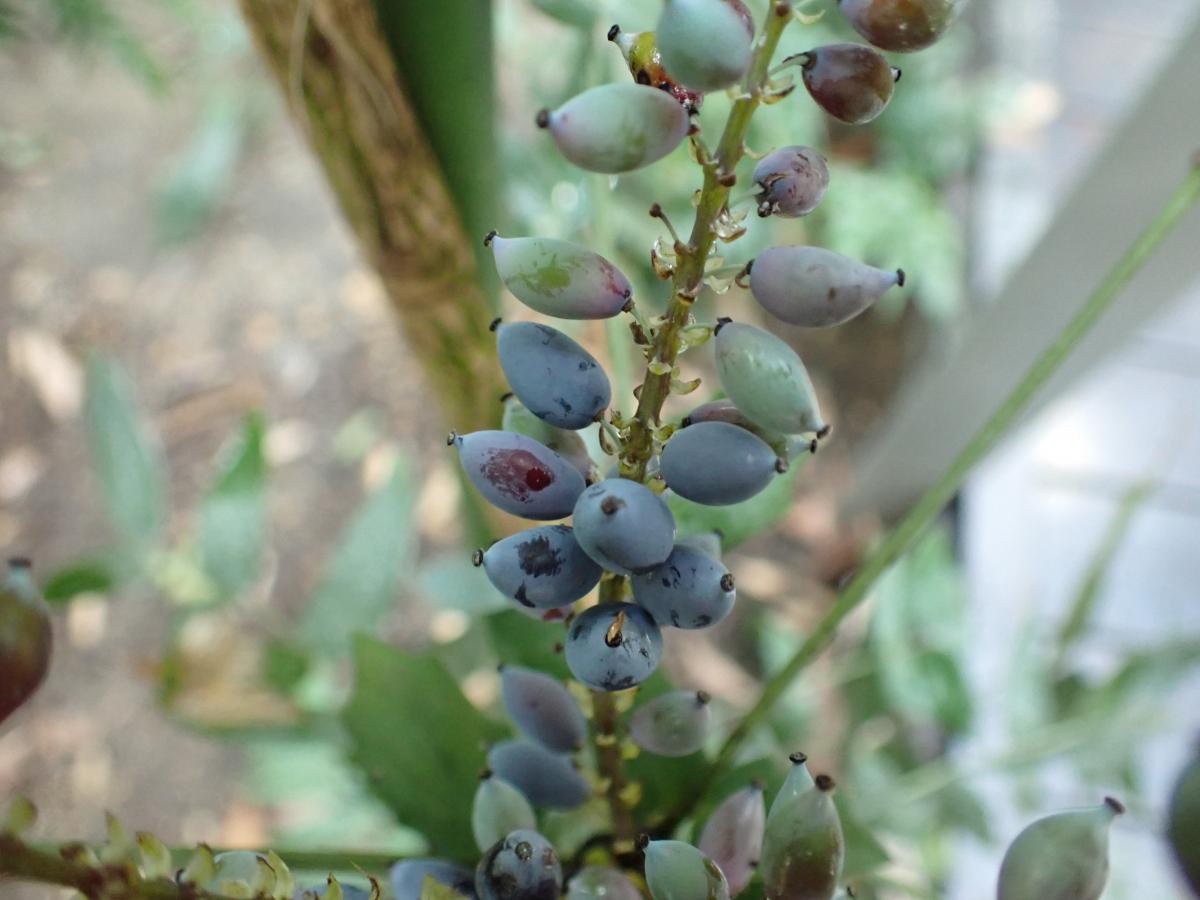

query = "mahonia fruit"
[996,798,1123,900]
[0,558,51,726]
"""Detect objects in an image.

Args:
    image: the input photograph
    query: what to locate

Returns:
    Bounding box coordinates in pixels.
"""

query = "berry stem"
[591,575,637,852]
[691,155,1200,814]
[621,3,794,480]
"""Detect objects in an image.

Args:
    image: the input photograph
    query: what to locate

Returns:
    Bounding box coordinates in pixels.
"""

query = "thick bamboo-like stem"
[237,0,502,433]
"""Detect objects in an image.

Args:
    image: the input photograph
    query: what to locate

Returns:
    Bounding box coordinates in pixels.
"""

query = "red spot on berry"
[481,449,556,500]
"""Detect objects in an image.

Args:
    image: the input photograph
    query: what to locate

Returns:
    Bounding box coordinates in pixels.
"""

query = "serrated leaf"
[41,558,116,604]
[342,636,506,860]
[668,465,800,550]
[83,355,167,545]
[302,461,417,654]
[198,413,268,600]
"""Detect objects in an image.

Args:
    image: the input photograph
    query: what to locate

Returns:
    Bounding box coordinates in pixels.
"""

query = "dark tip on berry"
[1105,796,1126,815]
[687,123,701,136]
[7,557,32,569]
[720,573,735,592]
[535,108,551,129]
[446,430,460,446]
[713,528,724,540]
[604,608,627,647]
[607,23,621,41]
[600,496,625,515]
[789,751,808,766]
[774,456,789,474]
[472,548,484,567]
[649,202,663,218]
[696,690,711,705]
[815,774,836,792]
[515,841,533,861]
[717,171,737,188]
[680,416,693,428]
[479,767,494,780]
[895,268,906,288]
[553,641,564,654]
[499,391,513,403]
[774,1,791,15]
[483,229,498,247]
[816,423,832,440]
[714,316,733,334]
[489,316,502,332]
[636,833,651,851]
[809,438,819,454]
[621,297,635,313]
[892,67,903,83]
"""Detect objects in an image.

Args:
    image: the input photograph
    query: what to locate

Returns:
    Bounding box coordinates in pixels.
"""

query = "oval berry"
[0,558,51,726]
[750,246,903,327]
[643,840,730,900]
[761,760,844,900]
[475,829,562,900]
[489,234,632,320]
[472,772,537,854]
[661,420,780,506]
[497,322,611,430]
[565,602,663,692]
[539,83,690,174]
[567,866,642,900]
[753,146,830,219]
[487,740,591,810]
[500,664,588,753]
[479,525,601,611]
[997,798,1124,900]
[452,430,586,520]
[632,544,735,630]
[800,43,897,125]
[656,0,753,93]
[699,784,766,896]
[390,859,477,900]
[572,479,675,576]
[837,0,960,52]
[714,321,827,437]
[629,690,713,757]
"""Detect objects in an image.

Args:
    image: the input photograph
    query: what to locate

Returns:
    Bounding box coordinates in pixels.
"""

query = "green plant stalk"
[621,2,793,480]
[697,157,1200,803]
[0,835,244,900]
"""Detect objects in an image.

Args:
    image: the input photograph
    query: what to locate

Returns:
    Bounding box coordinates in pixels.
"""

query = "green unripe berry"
[643,838,731,900]
[656,0,754,93]
[713,320,828,437]
[488,233,633,320]
[0,558,51,726]
[472,771,538,854]
[760,756,844,900]
[1168,747,1200,896]
[996,797,1123,900]
[538,83,690,174]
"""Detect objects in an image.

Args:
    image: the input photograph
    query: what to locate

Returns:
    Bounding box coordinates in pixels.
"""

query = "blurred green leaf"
[485,610,571,679]
[343,636,505,861]
[836,793,890,878]
[49,0,169,92]
[262,639,310,695]
[0,1,20,39]
[936,782,991,842]
[1054,479,1156,661]
[529,0,596,29]
[41,558,117,604]
[668,465,800,550]
[83,355,167,546]
[156,91,252,243]
[419,554,507,616]
[302,460,417,654]
[198,413,267,601]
